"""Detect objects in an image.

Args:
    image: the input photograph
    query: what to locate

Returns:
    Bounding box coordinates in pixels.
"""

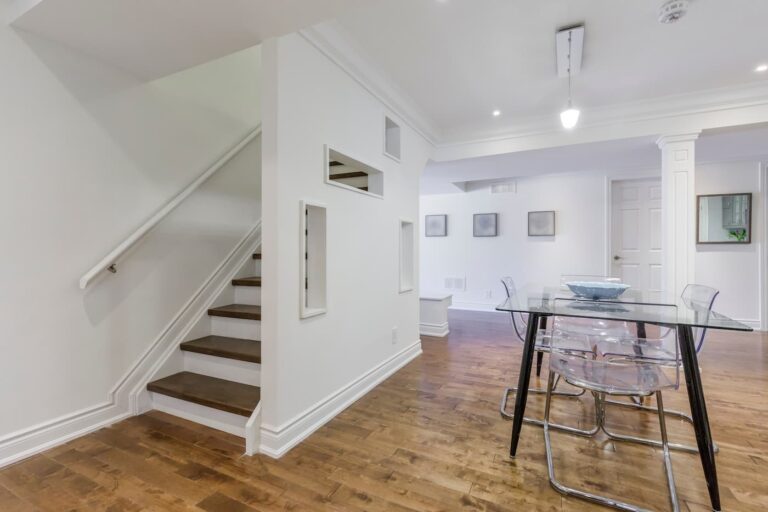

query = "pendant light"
[560,30,580,129]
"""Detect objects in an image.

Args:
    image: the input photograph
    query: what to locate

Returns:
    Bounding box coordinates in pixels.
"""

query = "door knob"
[613,255,622,261]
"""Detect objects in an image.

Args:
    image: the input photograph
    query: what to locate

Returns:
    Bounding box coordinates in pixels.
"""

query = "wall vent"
[490,181,517,194]
[444,277,466,291]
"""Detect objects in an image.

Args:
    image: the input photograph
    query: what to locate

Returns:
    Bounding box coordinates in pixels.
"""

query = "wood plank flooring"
[1,309,767,511]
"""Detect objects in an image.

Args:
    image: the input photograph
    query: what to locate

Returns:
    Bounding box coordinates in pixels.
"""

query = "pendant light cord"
[567,30,573,108]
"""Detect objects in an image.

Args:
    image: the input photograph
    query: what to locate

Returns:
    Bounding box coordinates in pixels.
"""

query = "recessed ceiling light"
[756,64,768,73]
[492,110,501,117]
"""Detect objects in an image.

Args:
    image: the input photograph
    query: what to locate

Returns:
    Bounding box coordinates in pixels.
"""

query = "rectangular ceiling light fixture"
[556,24,584,78]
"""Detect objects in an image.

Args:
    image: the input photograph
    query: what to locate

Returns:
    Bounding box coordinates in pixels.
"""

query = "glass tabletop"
[495,285,753,332]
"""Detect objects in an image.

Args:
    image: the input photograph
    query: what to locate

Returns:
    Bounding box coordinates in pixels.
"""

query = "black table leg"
[678,325,720,511]
[509,312,541,457]
[535,317,547,377]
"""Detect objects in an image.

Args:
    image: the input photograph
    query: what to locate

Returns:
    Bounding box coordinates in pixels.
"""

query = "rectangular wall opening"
[384,116,401,161]
[301,201,327,318]
[326,146,384,198]
[399,219,414,293]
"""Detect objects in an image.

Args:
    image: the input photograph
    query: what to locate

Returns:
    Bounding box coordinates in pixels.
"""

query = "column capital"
[656,132,701,148]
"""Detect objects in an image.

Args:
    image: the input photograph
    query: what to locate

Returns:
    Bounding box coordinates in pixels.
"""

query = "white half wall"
[0,8,262,465]
[259,33,432,455]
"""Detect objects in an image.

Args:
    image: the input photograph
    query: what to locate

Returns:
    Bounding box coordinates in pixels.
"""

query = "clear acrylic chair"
[499,277,591,425]
[543,299,681,512]
[597,284,720,454]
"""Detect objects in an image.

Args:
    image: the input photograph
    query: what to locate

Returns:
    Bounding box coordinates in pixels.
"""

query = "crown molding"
[299,23,441,147]
[435,82,768,162]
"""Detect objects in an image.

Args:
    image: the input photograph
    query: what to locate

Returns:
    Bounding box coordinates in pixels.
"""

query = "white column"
[657,132,700,300]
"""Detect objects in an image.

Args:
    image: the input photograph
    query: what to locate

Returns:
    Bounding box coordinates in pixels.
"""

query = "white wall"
[695,161,764,326]
[420,171,626,310]
[420,161,765,328]
[0,9,261,462]
[259,33,432,455]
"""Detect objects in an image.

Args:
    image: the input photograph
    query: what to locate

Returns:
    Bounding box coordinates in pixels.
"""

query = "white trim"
[259,340,422,458]
[79,125,261,289]
[419,321,449,338]
[761,161,768,331]
[245,404,262,456]
[0,403,128,468]
[125,221,263,415]
[324,144,385,200]
[399,217,415,293]
[299,200,328,319]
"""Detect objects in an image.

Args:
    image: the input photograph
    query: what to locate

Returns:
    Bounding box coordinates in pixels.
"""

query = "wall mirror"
[324,145,384,198]
[697,193,752,244]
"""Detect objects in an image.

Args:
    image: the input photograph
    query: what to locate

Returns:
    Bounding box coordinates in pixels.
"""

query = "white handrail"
[79,124,262,290]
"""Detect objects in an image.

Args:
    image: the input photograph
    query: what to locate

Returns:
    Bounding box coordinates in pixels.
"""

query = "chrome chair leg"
[543,379,651,512]
[500,382,594,437]
[602,397,719,454]
[655,391,680,512]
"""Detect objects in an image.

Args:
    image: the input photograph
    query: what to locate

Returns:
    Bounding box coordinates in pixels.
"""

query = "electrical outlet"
[392,327,398,345]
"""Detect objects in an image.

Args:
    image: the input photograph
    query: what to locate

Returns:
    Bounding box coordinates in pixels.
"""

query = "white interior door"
[611,178,662,291]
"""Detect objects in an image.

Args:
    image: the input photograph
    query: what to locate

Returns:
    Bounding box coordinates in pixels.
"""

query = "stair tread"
[252,253,261,260]
[329,171,367,179]
[232,276,261,287]
[208,304,261,320]
[147,372,259,417]
[180,336,261,363]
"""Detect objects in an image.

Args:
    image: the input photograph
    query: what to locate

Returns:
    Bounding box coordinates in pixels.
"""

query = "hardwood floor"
[1,309,767,511]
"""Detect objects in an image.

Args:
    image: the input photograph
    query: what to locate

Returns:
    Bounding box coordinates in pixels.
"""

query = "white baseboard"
[419,321,449,337]
[0,221,262,470]
[449,301,501,312]
[259,340,423,458]
[734,318,763,330]
[0,402,128,468]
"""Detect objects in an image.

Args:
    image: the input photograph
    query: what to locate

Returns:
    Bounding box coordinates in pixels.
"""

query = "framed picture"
[425,214,447,237]
[473,213,498,237]
[528,210,555,236]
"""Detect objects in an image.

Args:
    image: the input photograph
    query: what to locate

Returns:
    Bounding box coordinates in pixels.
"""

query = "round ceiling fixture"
[658,0,689,24]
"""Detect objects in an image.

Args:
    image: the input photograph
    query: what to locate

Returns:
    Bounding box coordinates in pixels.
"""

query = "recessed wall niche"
[325,145,384,198]
[300,200,327,319]
[384,116,401,161]
[399,219,415,293]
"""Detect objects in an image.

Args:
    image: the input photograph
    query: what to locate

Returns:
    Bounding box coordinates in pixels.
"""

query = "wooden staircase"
[147,252,262,435]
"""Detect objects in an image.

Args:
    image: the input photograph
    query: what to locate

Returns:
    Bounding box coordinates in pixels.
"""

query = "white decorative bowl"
[566,281,630,300]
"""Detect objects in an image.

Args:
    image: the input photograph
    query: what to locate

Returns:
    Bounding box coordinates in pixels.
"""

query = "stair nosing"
[180,336,261,364]
[232,276,261,287]
[147,372,259,417]
[208,304,261,321]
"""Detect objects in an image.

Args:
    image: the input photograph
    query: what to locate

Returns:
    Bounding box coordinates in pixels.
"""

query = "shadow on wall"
[16,29,260,195]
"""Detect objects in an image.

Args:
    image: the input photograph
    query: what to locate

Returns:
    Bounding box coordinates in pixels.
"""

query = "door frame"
[761,161,768,331]
[603,173,662,280]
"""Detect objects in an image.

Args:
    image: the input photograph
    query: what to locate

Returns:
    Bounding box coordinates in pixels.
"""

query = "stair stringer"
[125,221,261,419]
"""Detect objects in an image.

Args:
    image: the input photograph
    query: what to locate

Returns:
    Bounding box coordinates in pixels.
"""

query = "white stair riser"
[182,352,260,386]
[150,393,247,437]
[253,260,261,275]
[211,316,260,339]
[235,285,261,305]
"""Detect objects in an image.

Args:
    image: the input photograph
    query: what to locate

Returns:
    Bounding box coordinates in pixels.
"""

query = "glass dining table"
[496,285,752,512]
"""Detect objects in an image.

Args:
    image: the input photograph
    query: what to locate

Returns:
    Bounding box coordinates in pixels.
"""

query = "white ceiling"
[335,0,768,143]
[10,0,372,79]
[422,123,768,194]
